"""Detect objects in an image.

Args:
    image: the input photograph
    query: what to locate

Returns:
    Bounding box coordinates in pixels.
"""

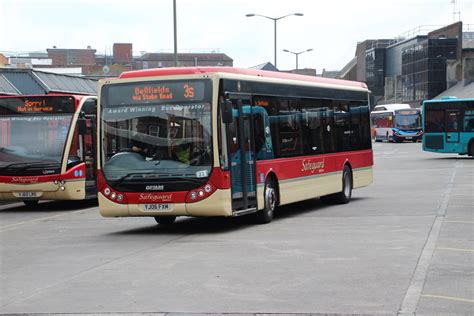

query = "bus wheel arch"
[266,172,280,206]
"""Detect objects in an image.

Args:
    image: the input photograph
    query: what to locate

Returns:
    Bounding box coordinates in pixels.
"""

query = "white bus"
[371,104,423,142]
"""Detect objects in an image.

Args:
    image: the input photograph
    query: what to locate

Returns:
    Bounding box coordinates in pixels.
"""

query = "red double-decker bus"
[97,67,373,224]
[0,95,97,206]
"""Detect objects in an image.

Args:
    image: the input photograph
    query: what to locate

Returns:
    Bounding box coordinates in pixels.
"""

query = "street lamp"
[245,13,303,69]
[282,48,313,70]
[173,0,178,67]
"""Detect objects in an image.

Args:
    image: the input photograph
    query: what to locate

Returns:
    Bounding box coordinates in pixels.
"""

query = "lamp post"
[282,48,313,70]
[173,0,178,67]
[245,13,303,69]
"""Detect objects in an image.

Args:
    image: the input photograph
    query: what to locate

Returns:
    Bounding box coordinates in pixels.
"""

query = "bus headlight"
[110,192,117,200]
[117,194,124,202]
[190,192,197,200]
[60,180,66,185]
[204,184,212,193]
[60,186,66,191]
[53,180,59,185]
[198,190,205,197]
[104,187,111,196]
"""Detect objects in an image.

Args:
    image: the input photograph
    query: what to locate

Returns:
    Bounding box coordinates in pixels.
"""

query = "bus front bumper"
[99,188,232,218]
[0,179,86,201]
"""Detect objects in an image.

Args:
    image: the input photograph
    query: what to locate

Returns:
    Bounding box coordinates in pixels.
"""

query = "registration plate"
[16,192,38,198]
[405,137,412,140]
[143,204,173,212]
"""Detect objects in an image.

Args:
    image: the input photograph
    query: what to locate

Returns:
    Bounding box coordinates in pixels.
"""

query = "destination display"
[397,110,419,115]
[105,80,208,106]
[0,96,76,115]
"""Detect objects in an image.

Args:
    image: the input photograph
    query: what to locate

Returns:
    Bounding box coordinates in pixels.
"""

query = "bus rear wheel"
[254,178,277,224]
[468,141,474,157]
[23,200,39,207]
[154,216,177,226]
[321,165,352,204]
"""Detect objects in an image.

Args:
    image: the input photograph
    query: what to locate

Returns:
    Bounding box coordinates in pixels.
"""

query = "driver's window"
[67,126,82,169]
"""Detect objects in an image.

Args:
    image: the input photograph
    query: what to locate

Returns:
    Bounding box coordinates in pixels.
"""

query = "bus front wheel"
[254,178,277,224]
[154,216,177,226]
[23,200,39,207]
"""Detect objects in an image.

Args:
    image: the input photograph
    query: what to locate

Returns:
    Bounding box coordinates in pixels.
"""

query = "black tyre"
[23,200,39,207]
[154,216,177,225]
[321,165,352,204]
[468,141,474,157]
[254,178,277,224]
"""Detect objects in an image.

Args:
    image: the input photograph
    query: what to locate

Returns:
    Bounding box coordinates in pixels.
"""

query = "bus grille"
[425,135,444,150]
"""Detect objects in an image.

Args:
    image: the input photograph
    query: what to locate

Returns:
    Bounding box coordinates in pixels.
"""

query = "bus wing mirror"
[77,118,87,135]
[222,100,233,124]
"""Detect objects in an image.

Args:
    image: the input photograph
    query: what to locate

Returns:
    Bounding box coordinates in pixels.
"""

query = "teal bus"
[422,97,474,157]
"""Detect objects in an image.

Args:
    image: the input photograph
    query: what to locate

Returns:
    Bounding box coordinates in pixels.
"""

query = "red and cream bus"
[0,95,97,206]
[97,67,373,224]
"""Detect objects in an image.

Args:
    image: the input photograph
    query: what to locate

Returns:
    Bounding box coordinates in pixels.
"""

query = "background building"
[1,44,234,78]
[136,53,233,69]
[338,22,474,107]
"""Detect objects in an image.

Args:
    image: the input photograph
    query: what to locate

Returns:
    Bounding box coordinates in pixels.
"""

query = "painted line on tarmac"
[0,202,24,210]
[0,208,95,232]
[445,220,474,224]
[421,294,474,304]
[436,247,474,253]
[398,160,461,315]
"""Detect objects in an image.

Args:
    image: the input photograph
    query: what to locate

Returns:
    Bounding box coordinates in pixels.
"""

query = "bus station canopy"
[0,68,97,96]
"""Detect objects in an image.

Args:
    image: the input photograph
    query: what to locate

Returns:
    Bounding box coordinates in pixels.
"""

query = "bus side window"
[425,110,444,132]
[67,125,81,169]
[301,99,322,155]
[446,112,460,132]
[218,101,229,170]
[252,111,265,159]
[350,104,362,150]
[464,116,474,132]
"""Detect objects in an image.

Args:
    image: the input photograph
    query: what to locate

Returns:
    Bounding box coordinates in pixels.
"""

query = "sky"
[1,0,473,72]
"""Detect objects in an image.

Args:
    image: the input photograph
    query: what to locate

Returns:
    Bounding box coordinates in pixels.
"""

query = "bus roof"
[0,94,92,99]
[373,103,411,111]
[118,67,368,90]
[424,97,474,104]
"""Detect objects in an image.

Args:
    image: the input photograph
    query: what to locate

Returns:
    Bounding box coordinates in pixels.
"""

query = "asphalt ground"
[0,142,472,315]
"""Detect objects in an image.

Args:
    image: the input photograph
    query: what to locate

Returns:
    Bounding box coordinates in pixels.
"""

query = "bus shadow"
[422,156,473,161]
[109,197,368,236]
[0,199,98,213]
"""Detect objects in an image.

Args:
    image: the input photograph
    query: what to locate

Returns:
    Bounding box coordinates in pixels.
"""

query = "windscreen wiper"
[0,161,59,172]
[0,147,14,153]
[0,162,35,171]
[109,172,158,186]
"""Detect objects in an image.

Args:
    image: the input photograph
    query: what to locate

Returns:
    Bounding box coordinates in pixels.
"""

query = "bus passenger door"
[227,96,257,213]
[79,99,97,198]
[446,110,460,144]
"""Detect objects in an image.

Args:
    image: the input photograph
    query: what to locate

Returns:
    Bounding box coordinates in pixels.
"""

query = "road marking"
[0,208,95,232]
[398,160,462,314]
[436,247,474,253]
[422,294,474,304]
[445,221,474,224]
